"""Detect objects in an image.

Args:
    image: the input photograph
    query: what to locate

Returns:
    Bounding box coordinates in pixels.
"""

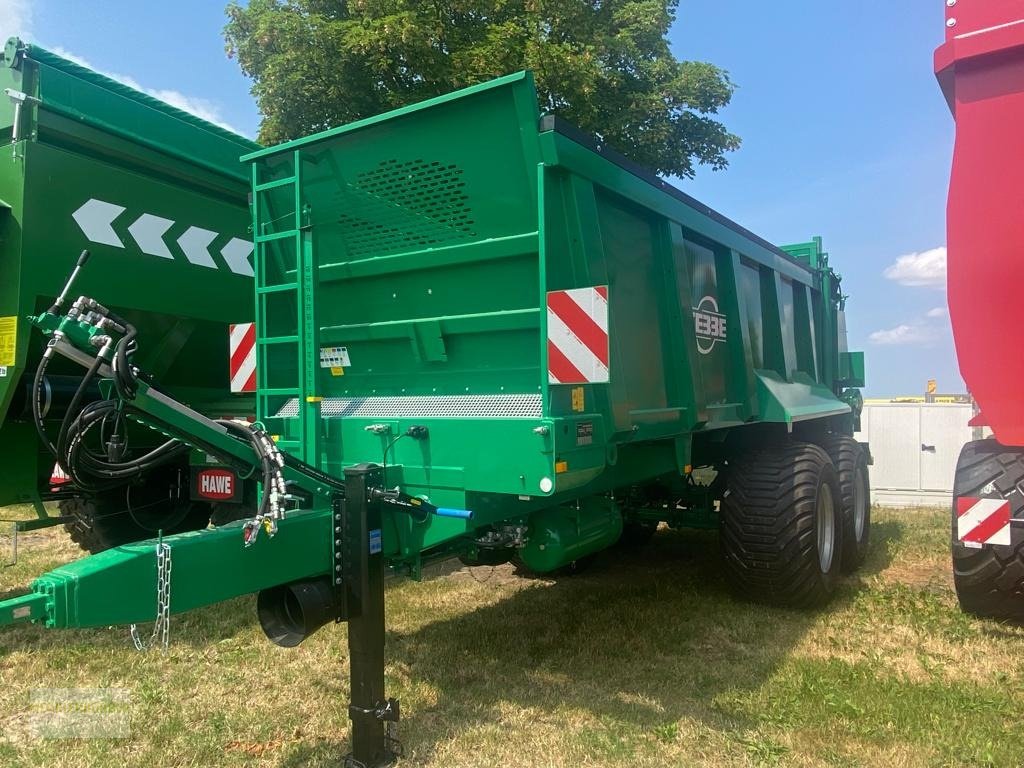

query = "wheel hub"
[817,482,836,572]
[853,467,868,542]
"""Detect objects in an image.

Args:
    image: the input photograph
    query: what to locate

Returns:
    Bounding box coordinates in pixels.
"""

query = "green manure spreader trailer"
[0,72,869,766]
[0,38,259,550]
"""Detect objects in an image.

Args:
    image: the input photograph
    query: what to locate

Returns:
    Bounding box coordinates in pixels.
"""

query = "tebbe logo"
[693,296,727,354]
[195,468,236,501]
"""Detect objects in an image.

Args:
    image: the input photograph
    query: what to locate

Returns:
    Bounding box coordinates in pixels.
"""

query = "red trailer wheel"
[951,439,1024,622]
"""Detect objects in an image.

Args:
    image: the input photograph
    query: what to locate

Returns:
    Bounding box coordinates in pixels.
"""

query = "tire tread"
[720,442,841,608]
[952,439,1024,621]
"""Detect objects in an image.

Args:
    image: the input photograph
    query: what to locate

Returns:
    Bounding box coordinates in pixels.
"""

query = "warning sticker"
[0,316,16,367]
[0,367,6,378]
[576,421,594,447]
[320,346,350,369]
[369,528,382,555]
[571,386,585,413]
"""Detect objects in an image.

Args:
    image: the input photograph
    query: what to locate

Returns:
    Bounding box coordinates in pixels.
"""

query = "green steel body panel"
[243,72,863,567]
[519,496,623,572]
[0,39,259,507]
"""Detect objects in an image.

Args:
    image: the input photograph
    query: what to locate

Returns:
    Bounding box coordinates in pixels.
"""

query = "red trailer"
[936,0,1024,619]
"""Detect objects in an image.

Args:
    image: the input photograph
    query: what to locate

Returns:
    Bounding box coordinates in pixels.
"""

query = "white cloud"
[142,88,237,132]
[883,246,947,288]
[51,46,239,134]
[869,305,951,347]
[869,323,941,346]
[0,0,33,39]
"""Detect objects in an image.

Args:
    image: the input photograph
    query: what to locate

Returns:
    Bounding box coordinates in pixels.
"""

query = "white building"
[855,400,979,507]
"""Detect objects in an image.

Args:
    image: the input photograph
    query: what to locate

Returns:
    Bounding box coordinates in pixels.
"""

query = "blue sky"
[3,0,957,397]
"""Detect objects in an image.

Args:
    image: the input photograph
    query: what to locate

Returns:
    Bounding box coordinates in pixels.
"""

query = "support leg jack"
[342,465,401,768]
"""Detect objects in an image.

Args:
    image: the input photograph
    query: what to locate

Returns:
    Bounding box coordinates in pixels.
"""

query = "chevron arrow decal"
[72,199,126,248]
[177,226,219,269]
[72,198,253,276]
[221,238,255,277]
[127,213,175,259]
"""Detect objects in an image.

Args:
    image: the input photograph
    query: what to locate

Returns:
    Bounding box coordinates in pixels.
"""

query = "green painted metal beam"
[1,509,333,629]
[0,592,48,625]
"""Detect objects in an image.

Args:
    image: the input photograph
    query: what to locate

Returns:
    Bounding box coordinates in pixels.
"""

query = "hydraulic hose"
[55,352,105,468]
[112,326,138,401]
[31,346,58,459]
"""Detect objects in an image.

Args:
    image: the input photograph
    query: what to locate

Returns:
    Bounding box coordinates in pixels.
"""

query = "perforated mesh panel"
[275,394,542,419]
[336,158,476,259]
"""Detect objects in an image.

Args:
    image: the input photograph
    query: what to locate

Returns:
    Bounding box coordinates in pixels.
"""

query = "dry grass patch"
[0,505,1022,767]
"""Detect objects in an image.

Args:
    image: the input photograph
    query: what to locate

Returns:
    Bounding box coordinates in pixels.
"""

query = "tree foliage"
[225,0,739,177]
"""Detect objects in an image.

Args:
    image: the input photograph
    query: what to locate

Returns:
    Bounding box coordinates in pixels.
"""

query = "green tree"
[225,0,739,178]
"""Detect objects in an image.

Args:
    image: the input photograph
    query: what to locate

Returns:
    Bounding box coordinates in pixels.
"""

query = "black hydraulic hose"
[61,400,187,489]
[113,328,138,400]
[281,452,347,493]
[31,349,58,459]
[55,352,104,468]
[31,277,174,489]
[62,405,115,490]
[72,403,185,469]
[217,419,276,517]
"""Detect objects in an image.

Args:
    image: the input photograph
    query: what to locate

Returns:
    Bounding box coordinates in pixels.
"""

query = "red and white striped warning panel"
[229,322,256,393]
[547,286,609,384]
[50,463,70,487]
[956,497,1012,547]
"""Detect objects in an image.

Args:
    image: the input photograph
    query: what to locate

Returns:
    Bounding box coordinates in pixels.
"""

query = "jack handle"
[48,249,91,314]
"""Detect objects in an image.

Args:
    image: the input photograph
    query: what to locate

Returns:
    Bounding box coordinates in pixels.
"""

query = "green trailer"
[0,72,868,765]
[242,70,868,579]
[0,38,258,548]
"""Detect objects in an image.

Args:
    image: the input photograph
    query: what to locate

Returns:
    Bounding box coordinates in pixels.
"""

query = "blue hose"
[434,507,474,520]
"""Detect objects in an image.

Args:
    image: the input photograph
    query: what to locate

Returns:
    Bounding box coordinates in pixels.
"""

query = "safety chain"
[129,540,171,651]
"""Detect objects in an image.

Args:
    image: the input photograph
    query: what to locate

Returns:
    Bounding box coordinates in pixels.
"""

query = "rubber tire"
[951,439,1024,621]
[818,435,871,572]
[720,442,843,608]
[62,491,211,554]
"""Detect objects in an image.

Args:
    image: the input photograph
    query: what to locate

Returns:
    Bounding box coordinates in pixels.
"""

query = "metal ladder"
[251,149,322,468]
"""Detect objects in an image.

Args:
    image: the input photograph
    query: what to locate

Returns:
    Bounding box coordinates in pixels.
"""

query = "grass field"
[1,506,1022,767]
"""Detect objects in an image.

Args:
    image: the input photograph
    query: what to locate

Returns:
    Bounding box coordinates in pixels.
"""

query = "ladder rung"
[258,335,299,345]
[257,283,298,295]
[254,176,297,192]
[255,230,299,244]
[259,388,301,397]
